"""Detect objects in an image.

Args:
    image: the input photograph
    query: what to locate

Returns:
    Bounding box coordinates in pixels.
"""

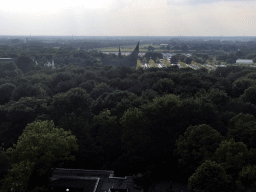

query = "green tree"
[241,85,256,104]
[0,83,16,105]
[51,87,92,124]
[6,97,49,143]
[120,108,150,163]
[92,110,122,166]
[185,57,193,64]
[236,165,256,192]
[1,120,78,192]
[15,55,35,73]
[155,57,160,63]
[136,59,143,69]
[207,88,229,108]
[152,78,174,95]
[141,94,182,162]
[147,46,155,52]
[232,78,255,97]
[215,139,250,180]
[142,57,147,64]
[170,55,177,64]
[149,59,157,68]
[228,113,256,148]
[188,160,230,192]
[0,151,9,180]
[144,52,163,62]
[176,124,223,176]
[79,80,96,93]
[11,83,40,101]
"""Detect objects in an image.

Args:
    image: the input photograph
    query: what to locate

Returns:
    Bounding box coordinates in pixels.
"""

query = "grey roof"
[236,59,253,64]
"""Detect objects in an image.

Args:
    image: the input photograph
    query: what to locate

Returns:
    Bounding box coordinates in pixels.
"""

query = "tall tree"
[1,120,78,192]
[188,160,231,192]
[15,55,34,73]
[176,124,223,177]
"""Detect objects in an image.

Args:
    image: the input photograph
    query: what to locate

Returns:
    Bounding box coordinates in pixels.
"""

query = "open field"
[96,45,195,53]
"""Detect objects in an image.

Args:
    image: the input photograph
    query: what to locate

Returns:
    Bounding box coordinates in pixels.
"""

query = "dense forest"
[1,42,256,191]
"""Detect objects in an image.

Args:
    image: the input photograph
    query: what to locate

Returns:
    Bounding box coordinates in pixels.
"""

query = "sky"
[1,0,256,36]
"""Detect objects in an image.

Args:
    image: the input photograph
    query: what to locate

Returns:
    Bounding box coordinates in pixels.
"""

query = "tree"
[241,85,256,104]
[1,120,78,192]
[237,165,256,192]
[142,57,147,64]
[253,57,256,64]
[51,87,92,124]
[207,88,229,108]
[185,57,193,64]
[152,78,174,95]
[228,113,256,148]
[144,52,163,62]
[92,110,122,166]
[149,59,157,68]
[11,83,40,101]
[147,46,155,52]
[0,151,9,180]
[188,160,230,192]
[79,80,96,93]
[232,78,255,97]
[155,57,160,63]
[120,108,150,164]
[136,59,143,69]
[141,94,182,162]
[0,83,16,105]
[176,124,223,176]
[170,55,177,64]
[226,53,238,64]
[215,139,250,179]
[236,50,243,58]
[6,97,49,144]
[15,55,35,73]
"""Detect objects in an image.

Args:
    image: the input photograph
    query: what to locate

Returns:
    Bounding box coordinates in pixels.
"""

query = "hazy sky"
[1,0,256,36]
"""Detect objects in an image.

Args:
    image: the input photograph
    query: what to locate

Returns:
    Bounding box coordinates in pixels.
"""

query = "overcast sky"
[1,0,256,36]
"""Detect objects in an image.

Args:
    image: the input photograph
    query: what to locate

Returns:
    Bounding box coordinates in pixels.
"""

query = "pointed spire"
[134,41,139,52]
[118,45,122,59]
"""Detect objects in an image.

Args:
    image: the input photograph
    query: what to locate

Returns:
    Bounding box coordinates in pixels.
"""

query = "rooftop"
[50,168,141,192]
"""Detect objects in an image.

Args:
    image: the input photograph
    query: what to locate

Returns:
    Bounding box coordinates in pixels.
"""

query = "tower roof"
[134,41,139,52]
[118,45,122,59]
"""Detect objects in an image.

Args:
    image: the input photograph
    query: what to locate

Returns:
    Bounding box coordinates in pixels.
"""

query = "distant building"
[0,58,14,62]
[44,60,55,69]
[236,59,254,64]
[100,42,139,67]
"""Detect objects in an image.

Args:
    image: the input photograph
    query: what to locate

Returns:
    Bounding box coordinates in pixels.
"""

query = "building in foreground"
[48,168,141,192]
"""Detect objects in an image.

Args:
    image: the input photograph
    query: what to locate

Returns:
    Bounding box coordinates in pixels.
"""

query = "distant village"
[103,51,255,70]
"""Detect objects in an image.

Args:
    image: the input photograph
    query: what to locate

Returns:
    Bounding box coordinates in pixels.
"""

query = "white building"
[44,60,55,69]
[236,59,254,64]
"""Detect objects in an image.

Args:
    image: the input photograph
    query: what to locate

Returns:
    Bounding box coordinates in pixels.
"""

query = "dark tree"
[147,46,155,52]
[15,55,34,73]
[0,83,16,105]
[144,52,163,62]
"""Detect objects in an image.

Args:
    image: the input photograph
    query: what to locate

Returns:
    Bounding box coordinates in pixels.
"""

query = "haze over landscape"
[1,0,256,36]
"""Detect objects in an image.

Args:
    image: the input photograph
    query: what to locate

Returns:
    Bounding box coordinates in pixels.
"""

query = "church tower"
[118,45,122,59]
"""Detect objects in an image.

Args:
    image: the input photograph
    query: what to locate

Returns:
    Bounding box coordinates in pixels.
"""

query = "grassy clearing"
[96,44,197,53]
